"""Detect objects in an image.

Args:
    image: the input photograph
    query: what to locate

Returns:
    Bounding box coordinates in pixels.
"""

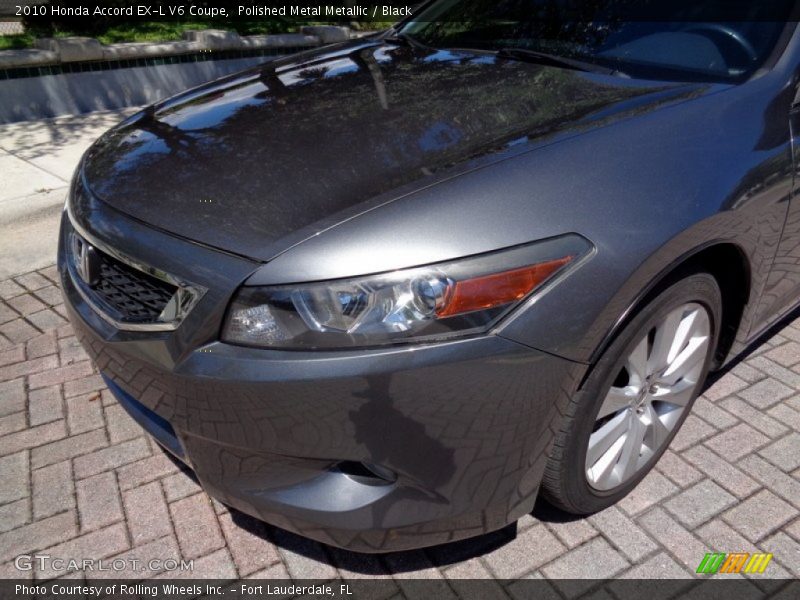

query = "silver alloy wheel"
[585,302,711,491]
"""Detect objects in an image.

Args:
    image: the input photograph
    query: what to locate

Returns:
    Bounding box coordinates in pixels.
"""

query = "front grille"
[92,252,177,322]
[66,221,203,330]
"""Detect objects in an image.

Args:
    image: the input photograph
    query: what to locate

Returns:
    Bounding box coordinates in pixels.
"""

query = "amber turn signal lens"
[436,256,573,318]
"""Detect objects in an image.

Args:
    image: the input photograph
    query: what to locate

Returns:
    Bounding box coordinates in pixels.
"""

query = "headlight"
[222,235,591,349]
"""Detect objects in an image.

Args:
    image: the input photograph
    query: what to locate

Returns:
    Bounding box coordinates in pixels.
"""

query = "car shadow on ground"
[168,304,800,575]
[704,303,800,386]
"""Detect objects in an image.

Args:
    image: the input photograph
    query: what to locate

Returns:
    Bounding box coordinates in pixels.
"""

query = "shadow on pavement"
[0,108,138,162]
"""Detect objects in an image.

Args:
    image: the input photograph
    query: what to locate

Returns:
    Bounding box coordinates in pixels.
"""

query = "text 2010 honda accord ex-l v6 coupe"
[58,5,800,551]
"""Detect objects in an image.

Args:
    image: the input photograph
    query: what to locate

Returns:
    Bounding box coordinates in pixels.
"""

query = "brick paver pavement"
[2,265,800,587]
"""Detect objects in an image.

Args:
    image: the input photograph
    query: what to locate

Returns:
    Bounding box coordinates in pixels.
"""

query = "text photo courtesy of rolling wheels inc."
[2,1,800,599]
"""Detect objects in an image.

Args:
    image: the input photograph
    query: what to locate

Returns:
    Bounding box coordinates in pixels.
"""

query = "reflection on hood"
[82,41,699,260]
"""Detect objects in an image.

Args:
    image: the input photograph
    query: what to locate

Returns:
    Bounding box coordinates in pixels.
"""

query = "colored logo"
[696,552,773,574]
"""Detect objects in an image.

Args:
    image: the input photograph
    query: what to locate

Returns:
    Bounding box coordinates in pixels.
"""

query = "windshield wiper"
[497,47,628,78]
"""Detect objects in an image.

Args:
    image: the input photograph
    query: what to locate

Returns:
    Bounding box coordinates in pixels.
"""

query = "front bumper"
[59,200,584,552]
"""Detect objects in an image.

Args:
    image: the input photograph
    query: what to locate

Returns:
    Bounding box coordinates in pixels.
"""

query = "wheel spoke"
[626,336,649,385]
[660,336,708,385]
[645,404,672,450]
[586,410,630,469]
[648,308,684,373]
[618,414,647,480]
[597,386,636,419]
[659,378,695,407]
[670,309,701,360]
[590,439,625,489]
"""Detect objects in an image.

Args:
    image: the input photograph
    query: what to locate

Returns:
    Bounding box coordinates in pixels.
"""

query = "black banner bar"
[2,578,799,600]
[4,0,800,22]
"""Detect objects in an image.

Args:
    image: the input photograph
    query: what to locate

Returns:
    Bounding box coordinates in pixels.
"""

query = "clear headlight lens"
[222,235,591,349]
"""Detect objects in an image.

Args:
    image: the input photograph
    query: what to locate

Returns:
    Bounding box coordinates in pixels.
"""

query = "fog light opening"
[336,461,397,486]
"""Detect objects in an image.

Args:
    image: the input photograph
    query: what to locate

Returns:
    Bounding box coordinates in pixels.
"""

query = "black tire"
[542,273,722,514]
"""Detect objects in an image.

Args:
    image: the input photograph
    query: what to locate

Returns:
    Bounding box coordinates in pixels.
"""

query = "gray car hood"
[81,40,699,261]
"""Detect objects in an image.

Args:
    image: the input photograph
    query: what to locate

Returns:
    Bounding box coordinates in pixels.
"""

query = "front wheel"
[542,273,721,514]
